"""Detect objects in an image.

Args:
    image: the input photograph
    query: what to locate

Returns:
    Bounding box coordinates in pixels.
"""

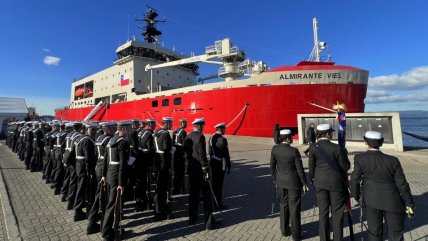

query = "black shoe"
[54,188,61,195]
[153,212,167,221]
[282,228,292,237]
[74,210,86,222]
[87,223,100,234]
[206,220,221,230]
[42,175,46,180]
[66,202,74,210]
[61,195,67,202]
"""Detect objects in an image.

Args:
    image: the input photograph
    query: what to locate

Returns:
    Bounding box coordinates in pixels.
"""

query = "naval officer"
[308,123,350,241]
[270,129,308,240]
[350,131,414,241]
[172,118,188,195]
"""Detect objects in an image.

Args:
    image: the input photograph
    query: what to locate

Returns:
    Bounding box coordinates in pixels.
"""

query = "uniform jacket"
[350,150,414,212]
[305,127,316,144]
[154,128,172,169]
[75,135,96,176]
[103,135,130,187]
[271,143,308,190]
[308,139,350,191]
[184,130,208,175]
[209,133,231,170]
[95,134,111,178]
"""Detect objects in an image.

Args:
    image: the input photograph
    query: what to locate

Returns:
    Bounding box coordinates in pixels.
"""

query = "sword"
[100,179,106,234]
[114,188,122,241]
[206,177,222,213]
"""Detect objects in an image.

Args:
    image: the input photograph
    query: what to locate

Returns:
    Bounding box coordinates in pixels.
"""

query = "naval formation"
[4,119,415,241]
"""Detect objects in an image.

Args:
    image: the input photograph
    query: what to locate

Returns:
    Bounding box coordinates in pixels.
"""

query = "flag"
[120,74,129,86]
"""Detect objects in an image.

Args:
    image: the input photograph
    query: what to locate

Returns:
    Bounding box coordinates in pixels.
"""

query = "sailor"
[350,131,415,241]
[101,120,132,241]
[31,121,45,172]
[42,121,59,181]
[209,122,231,210]
[21,122,32,163]
[172,118,187,195]
[270,129,308,240]
[73,122,97,221]
[61,122,84,207]
[308,123,350,241]
[87,121,116,234]
[12,122,20,152]
[185,118,220,230]
[134,118,156,212]
[124,119,140,202]
[153,117,173,220]
[303,123,316,156]
[51,122,71,195]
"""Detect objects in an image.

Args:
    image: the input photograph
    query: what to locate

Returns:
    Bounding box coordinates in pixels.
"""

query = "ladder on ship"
[83,101,105,122]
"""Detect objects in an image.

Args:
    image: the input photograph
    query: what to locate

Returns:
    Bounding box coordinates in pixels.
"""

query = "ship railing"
[218,66,241,76]
[205,45,217,55]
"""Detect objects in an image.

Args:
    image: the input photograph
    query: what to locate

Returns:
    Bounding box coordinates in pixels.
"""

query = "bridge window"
[152,100,158,107]
[173,97,182,105]
[162,99,169,106]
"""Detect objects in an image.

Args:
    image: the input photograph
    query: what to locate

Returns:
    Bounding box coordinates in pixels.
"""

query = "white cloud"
[43,56,61,66]
[42,48,50,52]
[365,91,428,104]
[369,66,428,90]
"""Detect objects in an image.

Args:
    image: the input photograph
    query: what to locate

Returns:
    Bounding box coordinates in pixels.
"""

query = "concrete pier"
[0,137,427,241]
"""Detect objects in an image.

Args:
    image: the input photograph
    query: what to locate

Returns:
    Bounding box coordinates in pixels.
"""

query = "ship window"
[162,99,169,106]
[152,100,158,107]
[173,97,182,105]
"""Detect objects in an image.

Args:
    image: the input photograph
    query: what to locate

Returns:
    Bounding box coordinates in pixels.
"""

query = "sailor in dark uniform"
[153,117,173,220]
[304,123,316,156]
[73,122,97,221]
[185,118,220,230]
[124,119,140,202]
[101,120,131,241]
[52,122,71,195]
[31,121,45,172]
[20,122,32,162]
[87,121,116,234]
[12,122,20,152]
[134,118,156,212]
[172,118,187,195]
[350,131,414,241]
[271,129,308,240]
[24,122,35,170]
[209,122,231,210]
[43,121,61,183]
[308,123,350,241]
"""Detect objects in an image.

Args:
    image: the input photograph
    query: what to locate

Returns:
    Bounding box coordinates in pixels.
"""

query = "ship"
[55,7,368,137]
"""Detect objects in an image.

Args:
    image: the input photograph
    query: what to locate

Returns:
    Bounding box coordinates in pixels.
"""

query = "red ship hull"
[55,83,367,137]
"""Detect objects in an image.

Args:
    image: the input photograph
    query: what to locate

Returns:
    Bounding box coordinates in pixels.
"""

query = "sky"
[0,0,427,115]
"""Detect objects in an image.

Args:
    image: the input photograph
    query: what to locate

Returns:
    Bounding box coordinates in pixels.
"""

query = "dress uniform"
[209,122,231,209]
[43,121,60,183]
[31,122,45,172]
[24,123,34,170]
[101,120,131,241]
[153,117,173,220]
[20,123,31,162]
[134,119,155,212]
[308,124,350,241]
[73,122,97,221]
[350,131,414,241]
[124,119,140,202]
[87,122,115,234]
[184,118,219,230]
[52,123,71,194]
[271,129,308,240]
[172,118,187,195]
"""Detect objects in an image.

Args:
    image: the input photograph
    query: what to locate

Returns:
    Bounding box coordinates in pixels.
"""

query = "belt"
[174,143,183,147]
[109,161,119,165]
[65,148,71,151]
[76,156,85,160]
[211,155,223,161]
[54,145,61,147]
[33,138,37,141]
[99,156,105,160]
[156,151,164,154]
[138,147,149,152]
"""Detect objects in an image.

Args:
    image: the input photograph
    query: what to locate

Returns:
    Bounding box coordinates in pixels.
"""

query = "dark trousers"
[67,165,77,206]
[24,144,33,167]
[316,188,345,241]
[365,206,405,241]
[134,160,148,204]
[154,168,169,214]
[278,187,302,240]
[74,173,93,211]
[88,176,103,226]
[53,151,65,188]
[210,160,225,206]
[173,150,186,194]
[44,151,53,179]
[102,183,120,241]
[188,172,214,228]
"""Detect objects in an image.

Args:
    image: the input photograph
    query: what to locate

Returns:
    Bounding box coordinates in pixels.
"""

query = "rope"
[226,104,249,128]
[146,110,163,128]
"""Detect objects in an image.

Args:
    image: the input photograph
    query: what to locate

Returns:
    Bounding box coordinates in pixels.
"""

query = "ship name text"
[279,72,342,80]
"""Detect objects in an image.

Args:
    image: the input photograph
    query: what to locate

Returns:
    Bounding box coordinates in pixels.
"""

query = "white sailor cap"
[99,121,116,127]
[162,117,173,122]
[179,118,187,122]
[145,118,156,123]
[33,121,40,126]
[41,121,48,125]
[132,118,140,123]
[84,122,98,128]
[65,122,74,128]
[364,131,383,140]
[52,120,61,126]
[192,118,205,125]
[214,122,226,128]
[279,129,292,136]
[117,120,133,127]
[316,123,335,133]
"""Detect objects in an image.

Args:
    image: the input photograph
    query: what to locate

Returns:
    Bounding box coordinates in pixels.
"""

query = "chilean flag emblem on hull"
[120,74,129,86]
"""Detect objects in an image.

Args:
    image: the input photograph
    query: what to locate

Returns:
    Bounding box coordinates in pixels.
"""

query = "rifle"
[114,188,122,241]
[100,180,106,233]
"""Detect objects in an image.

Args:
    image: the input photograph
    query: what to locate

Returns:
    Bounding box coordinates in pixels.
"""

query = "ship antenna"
[309,17,330,62]
[135,6,166,44]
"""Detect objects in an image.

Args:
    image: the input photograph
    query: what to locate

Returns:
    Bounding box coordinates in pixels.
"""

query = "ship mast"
[309,17,331,62]
[136,6,165,44]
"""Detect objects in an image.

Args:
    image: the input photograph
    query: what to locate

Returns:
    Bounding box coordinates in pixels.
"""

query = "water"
[400,111,428,148]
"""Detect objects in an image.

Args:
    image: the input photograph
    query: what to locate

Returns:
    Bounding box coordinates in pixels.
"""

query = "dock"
[0,137,427,241]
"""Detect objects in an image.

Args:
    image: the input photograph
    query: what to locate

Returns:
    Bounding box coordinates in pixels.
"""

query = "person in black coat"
[184,118,220,230]
[350,131,414,241]
[303,123,316,156]
[172,118,188,195]
[308,123,350,241]
[209,122,231,210]
[271,129,308,240]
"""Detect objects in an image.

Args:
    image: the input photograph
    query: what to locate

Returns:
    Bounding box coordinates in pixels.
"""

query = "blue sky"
[0,0,427,115]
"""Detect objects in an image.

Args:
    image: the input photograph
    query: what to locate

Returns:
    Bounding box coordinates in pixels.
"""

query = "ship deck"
[0,138,427,240]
